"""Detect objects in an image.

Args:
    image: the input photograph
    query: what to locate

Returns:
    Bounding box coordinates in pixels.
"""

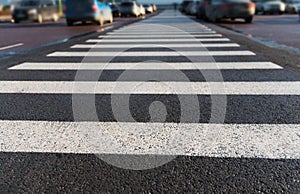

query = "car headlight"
[28,9,37,14]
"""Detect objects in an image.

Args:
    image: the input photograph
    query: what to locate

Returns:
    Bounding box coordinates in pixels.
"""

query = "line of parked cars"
[118,1,157,17]
[181,0,300,23]
[10,0,157,26]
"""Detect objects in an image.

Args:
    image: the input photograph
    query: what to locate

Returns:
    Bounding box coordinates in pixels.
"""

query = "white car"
[255,0,286,14]
[138,4,146,16]
[285,0,300,13]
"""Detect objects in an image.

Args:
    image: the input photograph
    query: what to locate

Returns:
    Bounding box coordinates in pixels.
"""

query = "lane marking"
[10,62,282,70]
[0,43,24,51]
[71,43,240,48]
[86,38,230,43]
[0,81,298,95]
[1,120,299,159]
[47,51,255,57]
[99,34,223,38]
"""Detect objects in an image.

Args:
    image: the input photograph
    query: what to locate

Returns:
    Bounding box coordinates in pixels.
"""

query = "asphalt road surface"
[0,10,299,193]
[0,16,142,56]
[219,14,300,53]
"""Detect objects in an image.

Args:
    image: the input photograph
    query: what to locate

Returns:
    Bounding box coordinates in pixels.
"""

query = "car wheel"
[212,16,220,23]
[37,14,43,23]
[66,19,73,26]
[245,16,253,23]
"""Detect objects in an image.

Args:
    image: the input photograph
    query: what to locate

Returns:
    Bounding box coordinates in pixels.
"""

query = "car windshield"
[20,0,39,6]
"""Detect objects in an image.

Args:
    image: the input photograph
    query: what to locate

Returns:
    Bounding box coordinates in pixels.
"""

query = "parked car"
[186,0,201,15]
[151,4,157,12]
[109,3,121,17]
[285,0,300,13]
[255,0,286,14]
[196,0,210,19]
[120,1,140,17]
[139,4,146,16]
[65,0,112,26]
[12,0,59,23]
[143,4,153,13]
[205,0,255,23]
[181,0,193,12]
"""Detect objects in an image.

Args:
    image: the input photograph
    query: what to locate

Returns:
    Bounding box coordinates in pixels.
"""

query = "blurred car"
[139,4,146,16]
[143,4,153,13]
[12,0,59,23]
[109,3,121,17]
[205,0,255,23]
[65,0,113,26]
[186,0,200,15]
[120,1,140,17]
[181,0,193,12]
[285,0,300,13]
[151,4,157,11]
[196,0,210,19]
[255,0,286,14]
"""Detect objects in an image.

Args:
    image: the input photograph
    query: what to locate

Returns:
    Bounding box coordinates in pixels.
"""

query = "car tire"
[66,19,73,26]
[245,16,253,23]
[212,16,220,23]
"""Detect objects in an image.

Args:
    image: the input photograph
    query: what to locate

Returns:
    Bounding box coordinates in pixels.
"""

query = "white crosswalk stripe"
[9,62,282,70]
[86,38,231,42]
[1,120,299,159]
[47,51,255,57]
[71,43,241,48]
[0,81,299,95]
[99,34,223,38]
[107,31,217,35]
[1,10,299,160]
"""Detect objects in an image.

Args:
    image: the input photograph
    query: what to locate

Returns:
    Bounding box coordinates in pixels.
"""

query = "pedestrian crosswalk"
[0,10,299,163]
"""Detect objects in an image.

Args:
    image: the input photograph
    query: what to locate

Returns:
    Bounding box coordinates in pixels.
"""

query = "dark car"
[120,1,140,17]
[64,0,113,26]
[285,0,300,13]
[143,4,153,13]
[12,0,59,23]
[205,0,255,23]
[196,0,210,19]
[181,0,193,12]
[109,3,121,17]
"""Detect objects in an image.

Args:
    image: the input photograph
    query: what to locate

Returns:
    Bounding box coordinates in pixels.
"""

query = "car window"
[20,0,40,6]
